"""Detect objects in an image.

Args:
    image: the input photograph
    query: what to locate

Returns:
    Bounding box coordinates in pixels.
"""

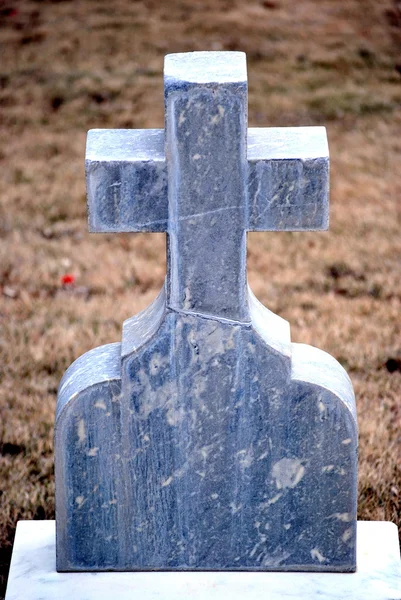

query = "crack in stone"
[167,305,252,327]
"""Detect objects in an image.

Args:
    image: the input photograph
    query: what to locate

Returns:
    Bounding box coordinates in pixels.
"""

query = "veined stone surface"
[55,51,358,572]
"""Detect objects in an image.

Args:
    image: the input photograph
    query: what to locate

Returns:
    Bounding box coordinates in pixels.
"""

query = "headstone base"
[5,521,401,600]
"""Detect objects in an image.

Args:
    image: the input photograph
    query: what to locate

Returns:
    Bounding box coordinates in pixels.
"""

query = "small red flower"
[61,273,75,285]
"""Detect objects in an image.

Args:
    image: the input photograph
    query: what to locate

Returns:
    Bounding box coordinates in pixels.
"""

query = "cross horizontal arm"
[86,129,168,232]
[247,127,329,231]
[86,126,328,233]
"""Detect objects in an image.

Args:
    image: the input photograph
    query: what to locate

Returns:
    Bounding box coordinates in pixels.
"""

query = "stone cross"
[55,52,357,573]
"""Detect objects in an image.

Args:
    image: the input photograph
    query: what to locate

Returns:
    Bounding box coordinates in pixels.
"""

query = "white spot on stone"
[109,499,117,505]
[87,447,99,457]
[272,458,305,490]
[249,535,267,558]
[342,438,352,445]
[161,476,173,487]
[334,512,353,522]
[183,287,192,310]
[230,502,242,514]
[265,492,283,506]
[211,493,219,500]
[174,467,186,479]
[192,153,201,160]
[322,465,334,473]
[77,419,86,443]
[75,496,85,508]
[311,548,327,563]
[94,400,107,410]
[237,447,254,470]
[284,523,291,530]
[200,445,213,460]
[262,551,291,568]
[342,527,353,543]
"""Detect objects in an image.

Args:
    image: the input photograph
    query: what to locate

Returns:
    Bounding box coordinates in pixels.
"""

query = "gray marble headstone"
[55,52,358,573]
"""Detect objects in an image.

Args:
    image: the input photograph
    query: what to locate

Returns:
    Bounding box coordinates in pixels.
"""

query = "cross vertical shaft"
[164,53,249,322]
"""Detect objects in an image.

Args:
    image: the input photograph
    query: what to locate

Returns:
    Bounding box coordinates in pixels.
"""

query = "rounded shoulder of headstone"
[55,342,121,422]
[291,342,357,426]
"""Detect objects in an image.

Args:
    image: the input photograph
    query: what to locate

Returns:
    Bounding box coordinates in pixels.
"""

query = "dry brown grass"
[0,0,400,595]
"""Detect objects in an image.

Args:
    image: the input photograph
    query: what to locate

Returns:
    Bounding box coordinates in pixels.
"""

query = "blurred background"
[0,0,400,595]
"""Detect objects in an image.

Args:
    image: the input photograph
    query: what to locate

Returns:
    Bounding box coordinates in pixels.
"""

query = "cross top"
[86,51,329,321]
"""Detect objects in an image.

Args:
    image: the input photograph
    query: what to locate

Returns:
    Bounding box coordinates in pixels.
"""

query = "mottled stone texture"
[55,52,357,573]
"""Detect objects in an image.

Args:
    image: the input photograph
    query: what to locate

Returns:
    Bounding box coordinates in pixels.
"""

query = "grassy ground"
[0,0,400,595]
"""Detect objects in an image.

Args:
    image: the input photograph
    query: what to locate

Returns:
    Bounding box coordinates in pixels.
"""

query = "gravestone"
[54,51,358,572]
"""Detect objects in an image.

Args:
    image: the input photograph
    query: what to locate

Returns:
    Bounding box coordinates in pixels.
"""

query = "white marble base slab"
[5,520,401,599]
